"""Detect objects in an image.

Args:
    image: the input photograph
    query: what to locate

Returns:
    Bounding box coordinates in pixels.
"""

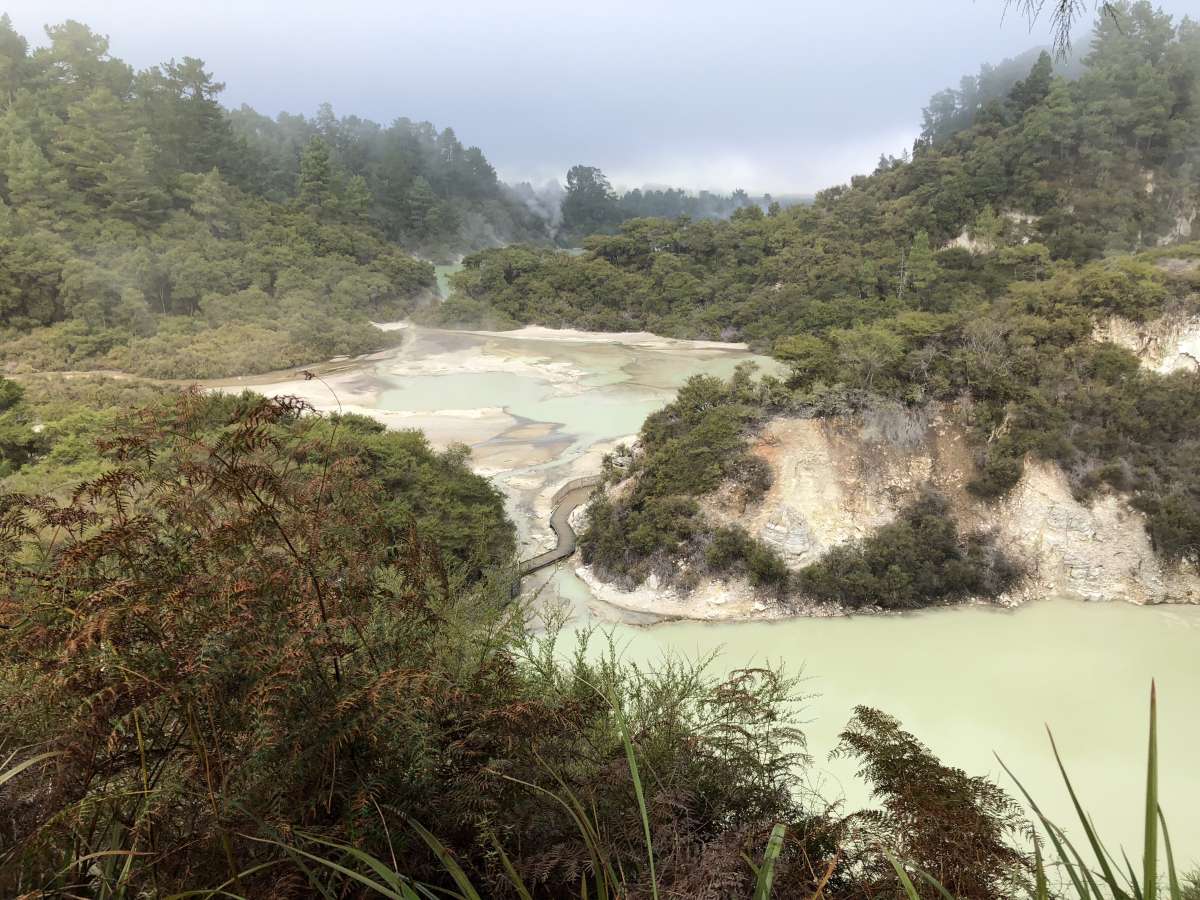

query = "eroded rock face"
[1094,312,1200,375]
[989,462,1197,604]
[1156,209,1196,245]
[701,414,1199,606]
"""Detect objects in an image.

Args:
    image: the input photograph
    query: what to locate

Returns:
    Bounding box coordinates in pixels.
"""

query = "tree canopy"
[0,16,568,378]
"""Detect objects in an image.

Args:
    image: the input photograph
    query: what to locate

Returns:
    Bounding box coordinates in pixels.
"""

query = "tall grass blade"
[1119,847,1143,900]
[1143,681,1158,900]
[545,771,617,896]
[240,834,406,899]
[1046,727,1126,896]
[1158,805,1181,900]
[751,823,786,900]
[1053,821,1108,900]
[885,852,922,900]
[297,832,415,896]
[613,694,658,900]
[502,768,618,895]
[0,749,61,787]
[1032,837,1049,900]
[163,859,287,898]
[913,867,957,900]
[405,817,483,900]
[997,755,1093,899]
[488,832,534,900]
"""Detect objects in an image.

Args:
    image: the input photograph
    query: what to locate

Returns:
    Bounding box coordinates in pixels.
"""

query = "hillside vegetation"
[2,4,1200,895]
[228,104,548,257]
[0,377,515,578]
[441,3,1198,339]
[544,3,1200,602]
[0,17,548,378]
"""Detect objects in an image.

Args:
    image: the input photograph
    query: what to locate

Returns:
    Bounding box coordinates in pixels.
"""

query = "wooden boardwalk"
[518,476,602,576]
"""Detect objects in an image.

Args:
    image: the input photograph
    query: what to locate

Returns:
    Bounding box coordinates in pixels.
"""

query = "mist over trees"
[227,103,550,257]
[915,43,1086,147]
[553,162,792,243]
[1,1,1199,896]
[0,16,446,378]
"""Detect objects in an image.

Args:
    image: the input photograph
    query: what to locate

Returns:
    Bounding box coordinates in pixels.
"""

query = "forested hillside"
[551,164,785,243]
[460,2,1200,603]
[443,2,1199,338]
[0,17,538,379]
[914,42,1086,148]
[228,104,548,256]
[2,3,1199,896]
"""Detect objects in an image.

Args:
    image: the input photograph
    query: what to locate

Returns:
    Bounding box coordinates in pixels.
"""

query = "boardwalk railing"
[515,475,605,580]
[551,474,603,507]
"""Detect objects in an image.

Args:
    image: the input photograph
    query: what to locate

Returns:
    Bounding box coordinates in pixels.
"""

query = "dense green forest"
[227,103,549,256]
[0,17,562,380]
[0,375,514,578]
[915,43,1085,148]
[0,17,441,378]
[552,164,788,244]
[442,3,1199,338]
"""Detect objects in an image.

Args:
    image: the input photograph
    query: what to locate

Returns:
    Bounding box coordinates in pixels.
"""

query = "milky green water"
[375,332,772,460]
[553,594,1200,868]
[366,328,1200,867]
[380,372,669,454]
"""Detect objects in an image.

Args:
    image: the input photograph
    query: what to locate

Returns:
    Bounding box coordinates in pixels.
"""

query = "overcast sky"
[4,1,1196,193]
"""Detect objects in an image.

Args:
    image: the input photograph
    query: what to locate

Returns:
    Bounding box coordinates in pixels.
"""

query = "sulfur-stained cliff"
[699,413,1199,607]
[1092,312,1200,376]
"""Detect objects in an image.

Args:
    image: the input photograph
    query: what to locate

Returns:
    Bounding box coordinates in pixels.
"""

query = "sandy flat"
[574,565,789,621]
[380,345,589,386]
[208,370,386,410]
[463,325,750,352]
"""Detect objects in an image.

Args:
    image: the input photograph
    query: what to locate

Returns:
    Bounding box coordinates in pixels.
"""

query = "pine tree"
[342,174,372,224]
[135,56,232,174]
[190,168,236,236]
[37,21,134,115]
[297,136,335,214]
[405,175,437,231]
[971,205,1003,251]
[54,87,132,202]
[6,136,72,225]
[1009,51,1053,112]
[0,14,28,103]
[907,230,939,295]
[102,132,167,223]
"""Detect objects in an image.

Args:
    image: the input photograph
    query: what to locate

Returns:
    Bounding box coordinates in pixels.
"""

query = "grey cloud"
[6,0,1197,193]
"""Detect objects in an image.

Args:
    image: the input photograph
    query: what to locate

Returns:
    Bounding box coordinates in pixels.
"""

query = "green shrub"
[967,452,1025,498]
[797,492,1022,610]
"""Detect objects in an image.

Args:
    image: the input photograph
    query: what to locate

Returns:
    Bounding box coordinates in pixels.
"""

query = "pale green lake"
[553,590,1200,869]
